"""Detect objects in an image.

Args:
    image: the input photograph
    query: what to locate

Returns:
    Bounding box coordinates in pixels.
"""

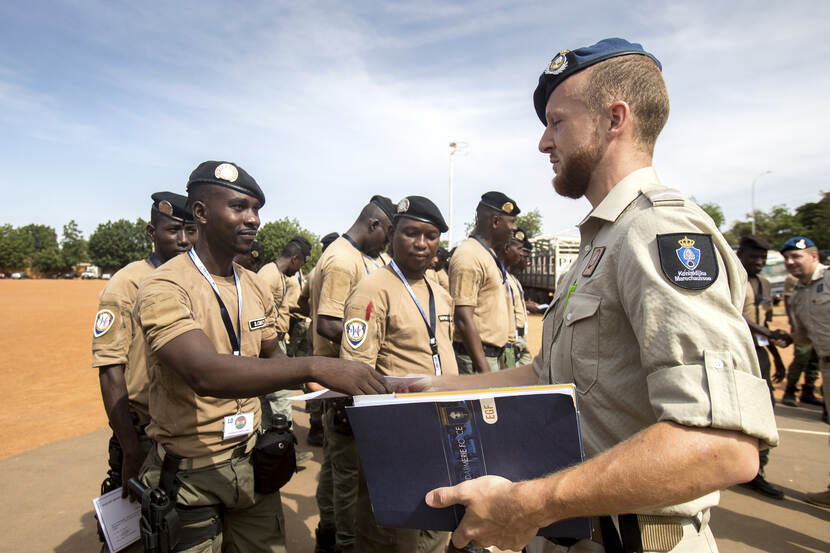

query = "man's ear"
[146,223,155,242]
[607,100,631,137]
[192,200,208,225]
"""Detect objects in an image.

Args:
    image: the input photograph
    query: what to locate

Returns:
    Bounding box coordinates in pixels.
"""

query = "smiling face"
[392,217,441,277]
[782,248,819,282]
[538,72,604,199]
[737,246,767,277]
[192,185,261,256]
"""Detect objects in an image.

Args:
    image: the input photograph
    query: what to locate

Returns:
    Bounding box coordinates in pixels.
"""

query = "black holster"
[328,397,354,435]
[252,414,297,494]
[129,478,180,553]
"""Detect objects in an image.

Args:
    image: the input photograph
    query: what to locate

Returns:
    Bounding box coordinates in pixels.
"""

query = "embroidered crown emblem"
[677,236,696,248]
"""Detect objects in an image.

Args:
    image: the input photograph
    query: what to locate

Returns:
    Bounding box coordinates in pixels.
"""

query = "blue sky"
[1,1,827,245]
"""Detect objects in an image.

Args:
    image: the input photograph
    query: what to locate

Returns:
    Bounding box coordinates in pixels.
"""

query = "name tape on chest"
[248,317,267,331]
[656,233,718,290]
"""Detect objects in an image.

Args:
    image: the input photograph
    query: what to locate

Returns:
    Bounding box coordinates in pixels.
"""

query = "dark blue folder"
[347,390,591,539]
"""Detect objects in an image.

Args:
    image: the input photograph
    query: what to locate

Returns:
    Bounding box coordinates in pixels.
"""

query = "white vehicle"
[81,265,101,279]
[101,273,112,280]
[10,272,23,279]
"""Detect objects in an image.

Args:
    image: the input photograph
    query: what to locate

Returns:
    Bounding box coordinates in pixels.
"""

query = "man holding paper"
[422,39,779,553]
[340,195,458,553]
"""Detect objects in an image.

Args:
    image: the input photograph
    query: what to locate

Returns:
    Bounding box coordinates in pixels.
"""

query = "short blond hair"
[581,55,669,152]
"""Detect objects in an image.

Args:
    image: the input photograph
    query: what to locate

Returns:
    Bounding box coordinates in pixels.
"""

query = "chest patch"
[657,233,718,290]
[582,247,606,277]
[438,314,452,323]
[248,317,267,331]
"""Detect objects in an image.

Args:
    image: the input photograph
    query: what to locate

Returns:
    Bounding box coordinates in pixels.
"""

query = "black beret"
[321,232,340,250]
[187,160,266,207]
[288,235,312,258]
[522,238,533,253]
[394,196,449,233]
[533,38,662,125]
[480,191,520,216]
[738,235,770,251]
[151,191,194,223]
[370,195,396,222]
[249,240,262,260]
[512,228,528,243]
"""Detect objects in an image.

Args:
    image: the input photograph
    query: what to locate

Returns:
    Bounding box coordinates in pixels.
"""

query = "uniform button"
[584,245,591,253]
[566,313,572,321]
[711,359,724,369]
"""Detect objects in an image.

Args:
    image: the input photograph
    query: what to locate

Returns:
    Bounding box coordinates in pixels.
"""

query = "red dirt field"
[0,279,108,458]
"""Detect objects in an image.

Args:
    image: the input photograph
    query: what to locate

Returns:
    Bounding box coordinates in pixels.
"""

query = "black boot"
[781,386,798,407]
[740,473,784,499]
[314,526,340,553]
[799,383,825,406]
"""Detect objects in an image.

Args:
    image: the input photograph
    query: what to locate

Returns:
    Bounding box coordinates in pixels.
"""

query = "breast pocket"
[563,293,601,394]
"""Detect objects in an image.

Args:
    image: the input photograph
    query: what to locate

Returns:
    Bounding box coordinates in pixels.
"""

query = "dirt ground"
[0,280,108,458]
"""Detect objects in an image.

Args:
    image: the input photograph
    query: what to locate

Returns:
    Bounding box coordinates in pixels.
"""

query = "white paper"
[92,488,141,553]
[755,333,770,347]
[289,375,430,401]
[352,383,577,407]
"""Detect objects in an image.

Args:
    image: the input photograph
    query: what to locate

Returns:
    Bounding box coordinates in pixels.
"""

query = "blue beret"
[533,38,662,125]
[779,236,816,253]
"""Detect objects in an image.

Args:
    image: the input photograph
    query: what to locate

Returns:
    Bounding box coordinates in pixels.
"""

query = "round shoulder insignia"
[158,200,173,216]
[515,230,525,241]
[544,51,569,75]
[215,163,239,183]
[397,198,410,213]
[93,309,115,338]
[501,201,514,214]
[344,318,368,349]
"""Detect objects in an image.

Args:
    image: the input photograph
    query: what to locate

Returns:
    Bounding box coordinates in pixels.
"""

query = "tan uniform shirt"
[135,253,278,458]
[531,167,779,517]
[449,237,514,348]
[92,258,156,422]
[507,272,527,336]
[790,264,830,356]
[339,266,458,377]
[257,262,289,333]
[742,274,773,347]
[310,236,381,357]
[286,271,304,321]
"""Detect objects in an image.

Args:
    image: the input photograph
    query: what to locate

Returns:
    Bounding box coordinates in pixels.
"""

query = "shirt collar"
[579,166,660,226]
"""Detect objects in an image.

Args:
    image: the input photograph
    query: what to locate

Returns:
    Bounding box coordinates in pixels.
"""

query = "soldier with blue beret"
[420,38,778,553]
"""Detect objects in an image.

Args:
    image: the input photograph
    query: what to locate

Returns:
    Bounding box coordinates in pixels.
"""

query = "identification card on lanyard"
[188,249,243,356]
[390,260,442,375]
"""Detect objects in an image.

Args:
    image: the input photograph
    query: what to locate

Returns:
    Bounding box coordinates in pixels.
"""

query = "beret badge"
[515,231,525,241]
[397,198,410,213]
[158,200,173,216]
[545,50,569,75]
[501,202,514,214]
[796,239,806,249]
[215,163,239,183]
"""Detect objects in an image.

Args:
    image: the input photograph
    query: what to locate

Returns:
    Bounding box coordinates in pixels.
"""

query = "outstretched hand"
[425,475,541,551]
[313,358,390,395]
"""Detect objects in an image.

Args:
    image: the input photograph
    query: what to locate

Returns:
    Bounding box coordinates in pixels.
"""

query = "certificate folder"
[347,384,591,539]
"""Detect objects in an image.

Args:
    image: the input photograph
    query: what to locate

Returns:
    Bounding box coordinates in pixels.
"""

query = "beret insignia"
[515,231,525,241]
[215,163,239,183]
[158,200,173,216]
[397,198,410,213]
[545,51,569,75]
[796,239,806,249]
[501,202,514,214]
[251,249,259,259]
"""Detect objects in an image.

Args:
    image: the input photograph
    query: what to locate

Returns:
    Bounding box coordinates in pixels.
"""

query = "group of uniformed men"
[89,36,826,553]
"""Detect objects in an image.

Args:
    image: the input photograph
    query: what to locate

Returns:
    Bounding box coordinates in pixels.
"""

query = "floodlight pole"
[449,142,457,246]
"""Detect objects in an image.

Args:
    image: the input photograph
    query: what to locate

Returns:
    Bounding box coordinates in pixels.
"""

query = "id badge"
[432,353,442,376]
[223,411,254,439]
[755,334,770,347]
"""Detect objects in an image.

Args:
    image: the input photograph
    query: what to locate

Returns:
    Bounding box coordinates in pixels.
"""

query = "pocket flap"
[563,293,601,326]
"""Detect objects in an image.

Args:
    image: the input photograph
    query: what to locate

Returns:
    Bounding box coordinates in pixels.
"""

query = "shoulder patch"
[93,309,115,338]
[344,318,368,349]
[657,234,718,290]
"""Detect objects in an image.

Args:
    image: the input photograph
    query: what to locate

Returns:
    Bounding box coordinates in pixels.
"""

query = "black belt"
[517,327,525,337]
[453,341,505,358]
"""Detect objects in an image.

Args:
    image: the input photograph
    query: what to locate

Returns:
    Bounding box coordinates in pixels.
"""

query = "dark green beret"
[151,191,194,223]
[394,196,448,233]
[480,191,520,216]
[187,160,266,207]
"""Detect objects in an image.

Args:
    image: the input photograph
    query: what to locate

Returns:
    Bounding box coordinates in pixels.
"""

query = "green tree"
[32,246,65,273]
[256,218,320,272]
[699,202,725,230]
[794,191,830,251]
[60,220,87,268]
[0,224,29,269]
[88,218,151,271]
[516,208,543,239]
[723,205,808,249]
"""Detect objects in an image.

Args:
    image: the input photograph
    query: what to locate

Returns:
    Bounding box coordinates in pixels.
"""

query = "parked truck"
[81,265,101,279]
[517,235,581,303]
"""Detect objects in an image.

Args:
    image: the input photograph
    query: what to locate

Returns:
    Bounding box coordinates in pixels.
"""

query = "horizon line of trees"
[1,192,826,275]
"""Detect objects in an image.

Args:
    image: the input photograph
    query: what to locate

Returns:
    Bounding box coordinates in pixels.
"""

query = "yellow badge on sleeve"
[93,309,115,338]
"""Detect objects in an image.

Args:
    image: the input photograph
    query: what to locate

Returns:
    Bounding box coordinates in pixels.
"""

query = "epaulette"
[643,187,685,207]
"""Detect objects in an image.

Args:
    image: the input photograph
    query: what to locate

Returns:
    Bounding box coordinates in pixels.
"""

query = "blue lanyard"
[297,272,303,288]
[389,260,442,376]
[343,233,381,275]
[188,249,243,355]
[148,253,162,268]
[472,236,506,283]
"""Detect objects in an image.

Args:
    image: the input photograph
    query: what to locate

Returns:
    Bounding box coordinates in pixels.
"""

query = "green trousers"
[787,344,820,387]
[317,406,360,552]
[454,352,501,374]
